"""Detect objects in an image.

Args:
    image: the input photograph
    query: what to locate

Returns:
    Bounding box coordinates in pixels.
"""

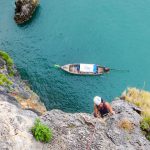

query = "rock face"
[0,94,43,149]
[14,0,39,24]
[0,53,46,115]
[40,99,150,150]
[0,96,149,150]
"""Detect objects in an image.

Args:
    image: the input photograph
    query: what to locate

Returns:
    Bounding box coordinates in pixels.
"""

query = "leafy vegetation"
[0,50,14,76]
[140,117,150,140]
[31,119,52,143]
[122,88,150,140]
[0,74,12,86]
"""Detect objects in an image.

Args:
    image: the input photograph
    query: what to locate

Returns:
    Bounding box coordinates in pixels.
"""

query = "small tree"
[31,119,52,143]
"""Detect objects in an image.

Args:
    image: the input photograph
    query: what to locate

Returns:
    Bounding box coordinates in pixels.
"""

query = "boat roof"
[80,64,97,72]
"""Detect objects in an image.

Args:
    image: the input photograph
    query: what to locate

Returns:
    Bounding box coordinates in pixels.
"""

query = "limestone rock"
[0,95,43,150]
[0,93,150,150]
[14,0,39,24]
[40,100,150,150]
[0,53,46,115]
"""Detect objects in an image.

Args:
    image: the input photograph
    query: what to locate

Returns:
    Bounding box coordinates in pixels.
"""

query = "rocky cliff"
[40,99,150,150]
[0,94,43,149]
[0,50,46,115]
[0,96,150,150]
[0,51,149,150]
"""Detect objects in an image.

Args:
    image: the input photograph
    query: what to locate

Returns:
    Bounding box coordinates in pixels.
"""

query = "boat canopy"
[80,64,97,72]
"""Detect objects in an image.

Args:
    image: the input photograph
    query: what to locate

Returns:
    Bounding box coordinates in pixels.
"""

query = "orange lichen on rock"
[9,91,46,115]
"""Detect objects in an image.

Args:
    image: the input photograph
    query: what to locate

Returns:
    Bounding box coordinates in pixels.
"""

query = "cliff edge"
[0,51,149,150]
[0,50,46,115]
[0,95,150,150]
[40,99,150,150]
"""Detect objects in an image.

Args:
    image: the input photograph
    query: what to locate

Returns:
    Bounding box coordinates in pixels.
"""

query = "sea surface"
[0,0,150,113]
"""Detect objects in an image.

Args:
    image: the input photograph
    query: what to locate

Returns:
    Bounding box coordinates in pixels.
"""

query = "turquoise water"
[1,0,150,113]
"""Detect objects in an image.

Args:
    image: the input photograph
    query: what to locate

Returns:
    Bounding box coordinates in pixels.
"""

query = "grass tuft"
[118,118,134,131]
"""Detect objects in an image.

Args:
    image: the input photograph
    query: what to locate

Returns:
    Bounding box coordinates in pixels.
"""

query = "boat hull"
[61,64,109,75]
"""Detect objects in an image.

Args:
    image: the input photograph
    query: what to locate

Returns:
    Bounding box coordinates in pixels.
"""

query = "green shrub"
[0,74,13,86]
[147,134,150,141]
[0,50,14,76]
[31,119,52,143]
[0,50,13,65]
[140,117,150,141]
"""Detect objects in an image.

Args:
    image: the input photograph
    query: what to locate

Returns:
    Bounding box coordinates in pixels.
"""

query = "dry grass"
[122,87,150,140]
[122,87,150,118]
[118,118,134,131]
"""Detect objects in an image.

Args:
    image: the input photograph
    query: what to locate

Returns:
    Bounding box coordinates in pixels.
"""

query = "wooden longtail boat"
[59,64,110,75]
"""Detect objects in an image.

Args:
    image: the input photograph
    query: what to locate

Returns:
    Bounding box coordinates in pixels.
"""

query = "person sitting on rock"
[93,96,115,118]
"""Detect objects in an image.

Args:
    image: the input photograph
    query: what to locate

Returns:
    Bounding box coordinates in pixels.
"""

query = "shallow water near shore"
[1,0,150,113]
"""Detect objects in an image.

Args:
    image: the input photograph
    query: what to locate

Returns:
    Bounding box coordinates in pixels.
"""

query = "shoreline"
[0,50,149,149]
